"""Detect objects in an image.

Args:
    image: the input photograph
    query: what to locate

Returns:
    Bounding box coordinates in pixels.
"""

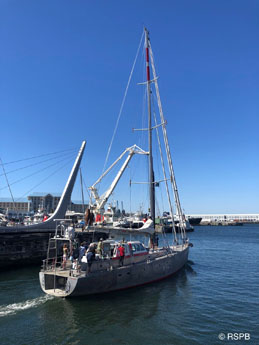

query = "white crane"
[89,145,148,214]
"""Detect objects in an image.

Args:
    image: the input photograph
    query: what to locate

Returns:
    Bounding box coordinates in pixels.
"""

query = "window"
[139,244,146,251]
[131,244,137,252]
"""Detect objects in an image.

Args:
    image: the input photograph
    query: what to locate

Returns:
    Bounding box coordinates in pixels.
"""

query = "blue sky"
[0,0,258,214]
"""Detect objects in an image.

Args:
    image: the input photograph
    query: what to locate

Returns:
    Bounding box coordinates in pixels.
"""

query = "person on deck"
[97,238,104,256]
[79,242,86,263]
[118,243,125,267]
[83,209,90,230]
[89,210,95,226]
[62,243,68,269]
[86,247,95,273]
[84,209,95,230]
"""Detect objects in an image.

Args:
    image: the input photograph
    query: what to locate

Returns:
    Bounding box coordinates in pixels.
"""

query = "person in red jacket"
[118,243,125,266]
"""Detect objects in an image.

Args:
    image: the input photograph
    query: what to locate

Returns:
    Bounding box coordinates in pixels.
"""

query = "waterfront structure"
[0,141,86,269]
[0,198,32,216]
[187,214,259,223]
[28,193,61,213]
[0,194,88,215]
[28,193,88,213]
[68,201,88,213]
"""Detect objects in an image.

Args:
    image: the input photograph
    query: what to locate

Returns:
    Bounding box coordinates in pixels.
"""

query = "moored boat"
[188,217,202,225]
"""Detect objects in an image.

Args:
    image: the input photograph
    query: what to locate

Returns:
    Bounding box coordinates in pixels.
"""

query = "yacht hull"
[39,245,189,297]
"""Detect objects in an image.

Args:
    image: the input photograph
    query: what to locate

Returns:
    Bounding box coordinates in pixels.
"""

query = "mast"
[148,43,186,240]
[145,28,155,221]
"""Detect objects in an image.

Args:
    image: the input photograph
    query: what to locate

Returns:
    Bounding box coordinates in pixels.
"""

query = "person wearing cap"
[97,238,104,256]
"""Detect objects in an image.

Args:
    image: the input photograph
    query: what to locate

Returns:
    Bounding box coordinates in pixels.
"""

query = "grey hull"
[40,245,189,297]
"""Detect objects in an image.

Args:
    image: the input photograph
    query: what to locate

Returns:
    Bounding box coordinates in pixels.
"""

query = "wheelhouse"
[128,241,148,256]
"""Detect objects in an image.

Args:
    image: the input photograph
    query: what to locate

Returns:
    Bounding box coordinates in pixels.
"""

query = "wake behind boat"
[39,28,191,297]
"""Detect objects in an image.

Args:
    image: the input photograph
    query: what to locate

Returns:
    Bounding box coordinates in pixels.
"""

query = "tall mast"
[148,43,186,240]
[145,28,155,221]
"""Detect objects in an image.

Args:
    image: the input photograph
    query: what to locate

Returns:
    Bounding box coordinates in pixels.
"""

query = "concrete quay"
[199,221,244,226]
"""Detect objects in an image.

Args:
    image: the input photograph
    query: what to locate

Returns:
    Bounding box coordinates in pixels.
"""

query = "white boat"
[0,213,8,226]
[160,213,194,233]
[39,28,191,297]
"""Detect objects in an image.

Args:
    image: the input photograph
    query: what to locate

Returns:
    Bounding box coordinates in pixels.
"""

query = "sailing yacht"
[39,28,191,297]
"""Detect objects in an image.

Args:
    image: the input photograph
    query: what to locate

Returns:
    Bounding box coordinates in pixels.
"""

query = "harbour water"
[0,225,258,345]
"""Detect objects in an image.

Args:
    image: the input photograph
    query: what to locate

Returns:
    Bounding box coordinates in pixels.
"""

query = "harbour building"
[27,193,88,213]
[28,193,61,213]
[0,197,32,216]
[0,192,88,216]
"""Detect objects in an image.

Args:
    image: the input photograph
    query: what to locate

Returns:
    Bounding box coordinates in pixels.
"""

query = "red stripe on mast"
[146,47,151,82]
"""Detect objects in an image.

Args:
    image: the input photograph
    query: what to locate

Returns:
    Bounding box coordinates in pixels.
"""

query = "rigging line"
[152,93,177,243]
[138,69,147,155]
[149,43,184,242]
[133,46,148,185]
[129,165,132,216]
[155,195,161,217]
[101,31,145,179]
[151,93,165,213]
[16,158,75,201]
[0,151,77,177]
[161,227,171,251]
[0,153,75,191]
[138,44,147,151]
[2,148,77,166]
[80,168,85,212]
[0,158,17,214]
[135,48,149,206]
[82,179,91,199]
